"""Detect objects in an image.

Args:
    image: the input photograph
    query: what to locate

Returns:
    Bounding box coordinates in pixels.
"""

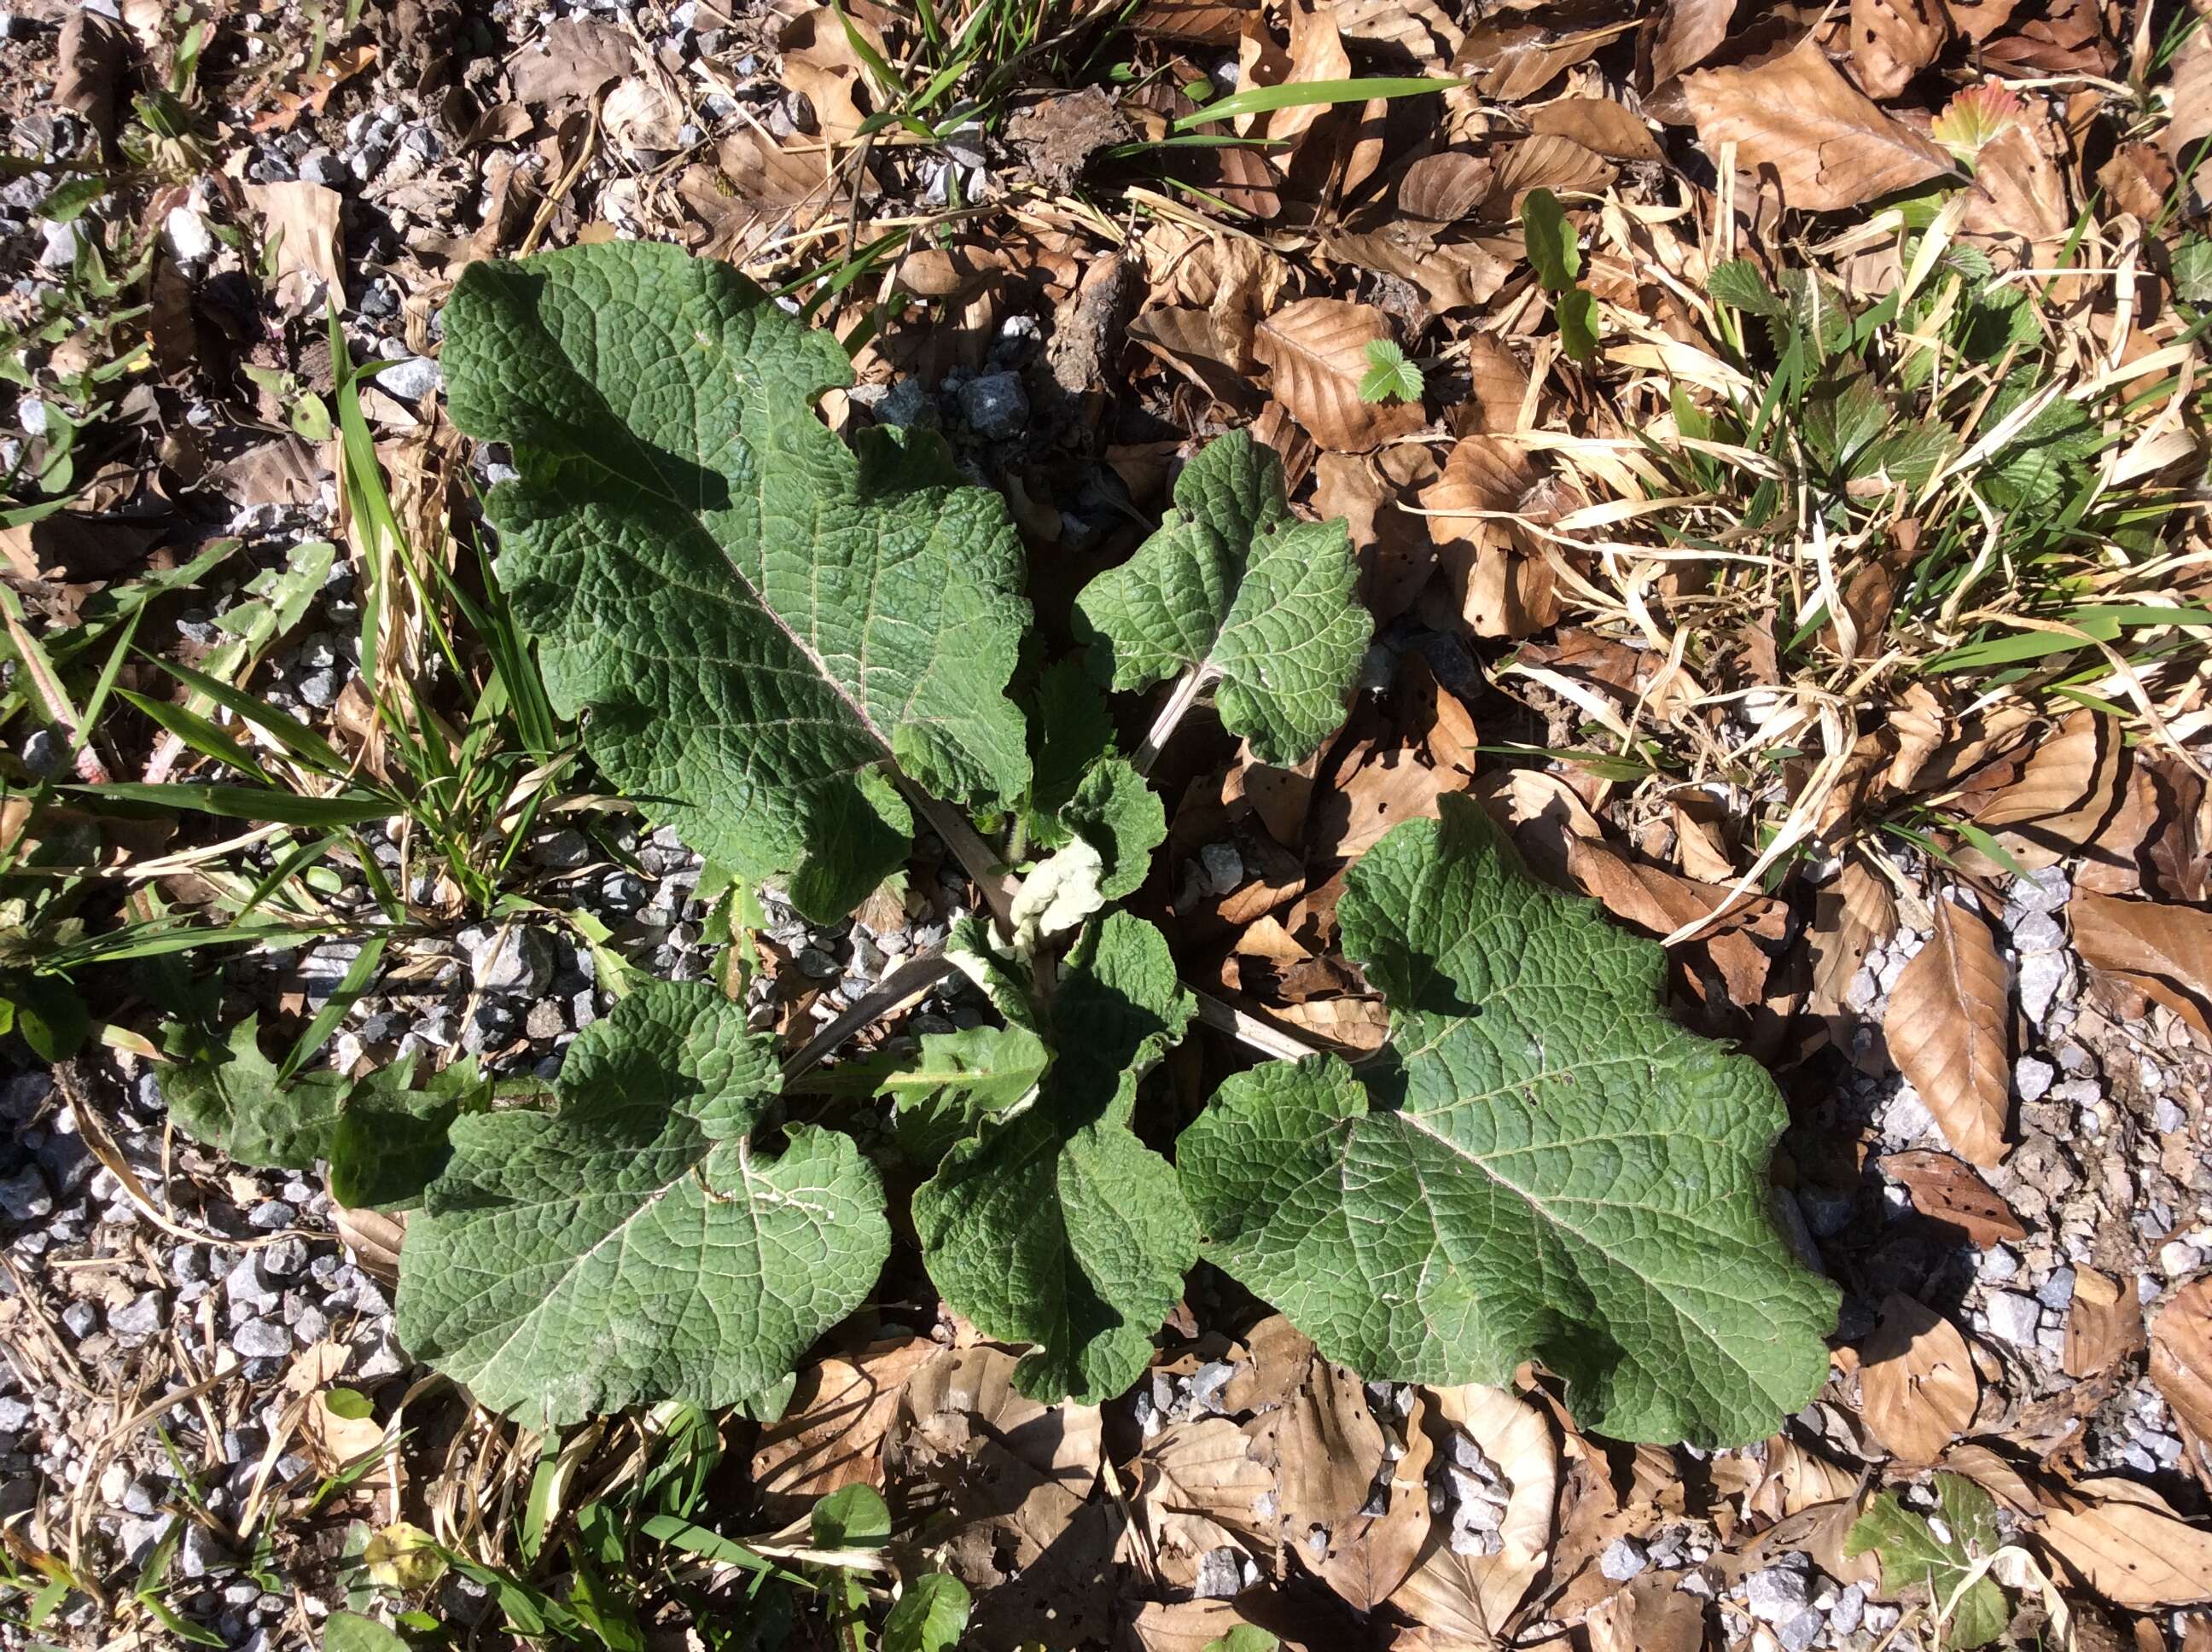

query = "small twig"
[1191,990,1332,1064]
[781,949,956,1082]
[902,782,1019,934]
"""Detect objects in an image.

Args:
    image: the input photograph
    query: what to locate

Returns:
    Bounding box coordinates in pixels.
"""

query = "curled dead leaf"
[1860,1292,1979,1463]
[2064,1267,2146,1382]
[2038,1477,2212,1608]
[1883,896,2010,1168]
[2072,891,2212,1043]
[1878,1151,2025,1247]
[1683,38,1953,212]
[1389,1384,1557,1643]
[2150,1277,2212,1488]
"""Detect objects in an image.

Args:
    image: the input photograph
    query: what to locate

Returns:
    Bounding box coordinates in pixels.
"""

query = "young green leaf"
[1556,287,1599,364]
[1178,795,1838,1446]
[442,243,1033,920]
[913,911,1197,1403]
[810,1484,891,1550]
[1520,188,1580,294]
[876,1023,1051,1166]
[1844,1475,2011,1649]
[327,1056,487,1211]
[1074,430,1371,767]
[1027,659,1115,817]
[1357,339,1425,404]
[882,1573,971,1652]
[1059,756,1167,900]
[396,980,890,1428]
[163,1015,349,1172]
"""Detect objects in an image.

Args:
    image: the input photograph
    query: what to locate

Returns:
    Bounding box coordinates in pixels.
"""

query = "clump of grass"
[1495,199,2211,892]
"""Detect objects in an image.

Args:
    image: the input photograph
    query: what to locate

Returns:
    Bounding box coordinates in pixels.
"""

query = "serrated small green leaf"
[443,242,1032,922]
[1074,430,1370,767]
[810,1483,890,1550]
[1859,421,1957,489]
[1520,188,1580,293]
[878,1024,1051,1166]
[1178,795,1838,1445]
[163,1015,348,1172]
[914,911,1197,1403]
[1357,339,1424,404]
[2174,232,2212,305]
[1060,756,1166,901]
[1844,1475,2010,1649]
[395,980,890,1428]
[1557,287,1599,364]
[883,1573,971,1652]
[1706,258,1784,317]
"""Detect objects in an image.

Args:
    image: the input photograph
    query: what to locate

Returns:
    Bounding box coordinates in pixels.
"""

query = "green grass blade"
[1173,75,1460,131]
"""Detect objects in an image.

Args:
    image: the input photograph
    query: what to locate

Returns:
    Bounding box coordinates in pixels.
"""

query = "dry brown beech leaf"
[714,125,839,224]
[1253,298,1425,451]
[1420,436,1560,639]
[751,1335,940,1515]
[2064,1266,2146,1381]
[1313,451,1436,624]
[1458,13,1621,102]
[1877,1151,2025,1247]
[243,180,347,306]
[1311,744,1466,864]
[2151,1278,2212,1489]
[1398,150,1493,224]
[1129,1597,1315,1652]
[1257,0,1350,153]
[1883,896,2010,1168]
[1483,134,1615,216]
[1964,710,2124,870]
[1650,0,1735,84]
[2038,1478,2212,1608]
[1584,1571,1707,1652]
[1527,97,1663,162]
[2072,891,2212,1043]
[777,4,880,142]
[1334,0,1464,66]
[1859,1292,1979,1464]
[1850,0,1954,101]
[1809,857,1899,1020]
[1133,1416,1275,1586]
[1959,118,2070,255]
[509,16,635,108]
[1683,38,1953,212]
[1303,1388,1436,1610]
[1388,1384,1557,1643]
[1251,1348,1386,1533]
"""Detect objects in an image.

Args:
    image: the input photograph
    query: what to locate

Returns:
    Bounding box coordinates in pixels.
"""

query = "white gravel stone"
[1985,1289,2041,1347]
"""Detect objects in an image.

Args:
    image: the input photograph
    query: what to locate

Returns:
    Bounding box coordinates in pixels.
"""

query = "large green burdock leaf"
[396,980,889,1428]
[1179,796,1837,1445]
[443,242,1031,919]
[913,912,1196,1403]
[1074,430,1369,766]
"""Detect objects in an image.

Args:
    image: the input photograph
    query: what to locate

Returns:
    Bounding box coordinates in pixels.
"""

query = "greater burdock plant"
[177,241,1836,1446]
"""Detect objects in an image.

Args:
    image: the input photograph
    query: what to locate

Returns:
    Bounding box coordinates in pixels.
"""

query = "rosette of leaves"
[441,242,1033,922]
[1179,796,1839,1446]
